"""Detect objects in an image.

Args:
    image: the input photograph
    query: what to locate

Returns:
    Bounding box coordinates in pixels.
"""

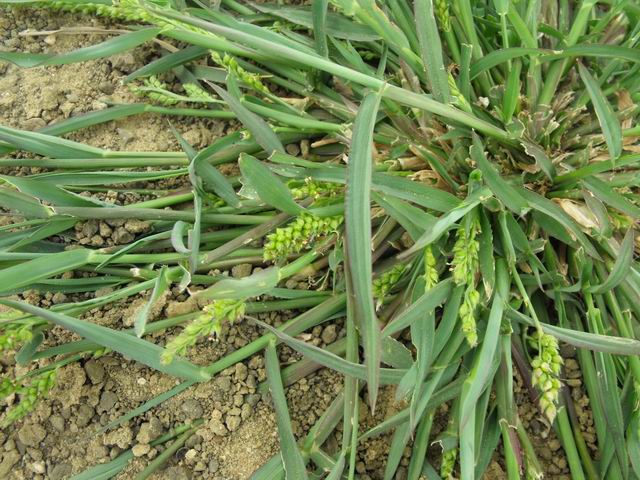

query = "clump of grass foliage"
[1,0,640,478]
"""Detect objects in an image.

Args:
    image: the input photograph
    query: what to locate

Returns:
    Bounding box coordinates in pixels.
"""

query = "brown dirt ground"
[0,6,596,480]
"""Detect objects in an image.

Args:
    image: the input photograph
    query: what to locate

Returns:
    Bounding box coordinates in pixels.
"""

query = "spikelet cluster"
[263,214,343,261]
[0,323,33,353]
[434,0,451,32]
[161,299,245,364]
[459,288,480,346]
[290,180,343,200]
[30,0,161,22]
[448,73,472,112]
[452,218,481,346]
[2,370,57,427]
[530,332,563,423]
[373,264,407,308]
[211,53,269,94]
[183,83,217,103]
[423,245,439,291]
[440,448,457,479]
[131,76,179,106]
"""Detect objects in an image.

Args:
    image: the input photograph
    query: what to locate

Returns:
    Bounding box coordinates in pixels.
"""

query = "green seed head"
[161,299,246,365]
[423,245,439,291]
[373,263,407,308]
[264,213,343,262]
[2,369,57,427]
[440,448,457,479]
[530,332,563,423]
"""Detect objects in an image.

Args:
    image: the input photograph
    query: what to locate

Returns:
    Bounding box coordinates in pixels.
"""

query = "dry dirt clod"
[17,423,46,447]
[84,359,105,384]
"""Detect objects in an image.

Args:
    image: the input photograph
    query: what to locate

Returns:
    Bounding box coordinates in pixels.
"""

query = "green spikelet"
[440,448,457,479]
[183,83,217,102]
[211,53,270,94]
[530,331,563,423]
[2,370,57,427]
[161,299,245,364]
[452,219,480,286]
[434,0,451,32]
[131,75,179,106]
[423,245,439,291]
[290,180,343,200]
[459,288,480,346]
[30,0,153,21]
[452,217,481,346]
[373,264,407,308]
[448,73,472,113]
[0,323,33,353]
[263,214,343,261]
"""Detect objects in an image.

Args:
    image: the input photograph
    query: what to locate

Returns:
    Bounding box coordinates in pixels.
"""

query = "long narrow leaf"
[265,341,309,480]
[345,90,383,410]
[0,299,210,382]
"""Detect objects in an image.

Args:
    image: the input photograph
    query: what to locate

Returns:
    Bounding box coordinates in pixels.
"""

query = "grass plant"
[0,0,640,478]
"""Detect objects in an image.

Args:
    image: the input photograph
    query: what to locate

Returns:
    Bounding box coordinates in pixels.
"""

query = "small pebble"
[132,444,151,457]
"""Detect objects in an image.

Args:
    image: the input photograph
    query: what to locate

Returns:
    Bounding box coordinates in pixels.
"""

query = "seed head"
[530,332,563,423]
[423,245,439,291]
[290,180,343,200]
[264,214,343,261]
[131,75,179,106]
[161,299,245,364]
[2,369,57,427]
[373,264,407,308]
[459,287,480,347]
[451,218,480,286]
[434,0,451,32]
[0,323,33,353]
[183,83,216,102]
[440,448,457,479]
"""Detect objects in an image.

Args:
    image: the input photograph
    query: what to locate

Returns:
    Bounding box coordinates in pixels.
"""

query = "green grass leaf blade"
[382,279,453,337]
[265,341,309,480]
[0,186,52,218]
[125,45,209,83]
[252,4,380,41]
[239,155,304,215]
[470,134,528,215]
[508,308,640,355]
[582,176,640,219]
[469,47,541,79]
[196,267,281,300]
[589,230,634,294]
[478,210,495,298]
[209,83,284,155]
[71,450,134,480]
[0,28,161,67]
[502,60,522,123]
[312,0,329,57]
[0,248,92,293]
[459,260,509,430]
[1,175,106,208]
[372,191,434,240]
[398,187,492,259]
[255,319,405,384]
[578,63,622,161]
[96,231,171,271]
[542,44,640,63]
[0,299,210,382]
[414,0,450,103]
[519,188,600,258]
[345,90,383,410]
[134,266,172,337]
[0,125,106,158]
